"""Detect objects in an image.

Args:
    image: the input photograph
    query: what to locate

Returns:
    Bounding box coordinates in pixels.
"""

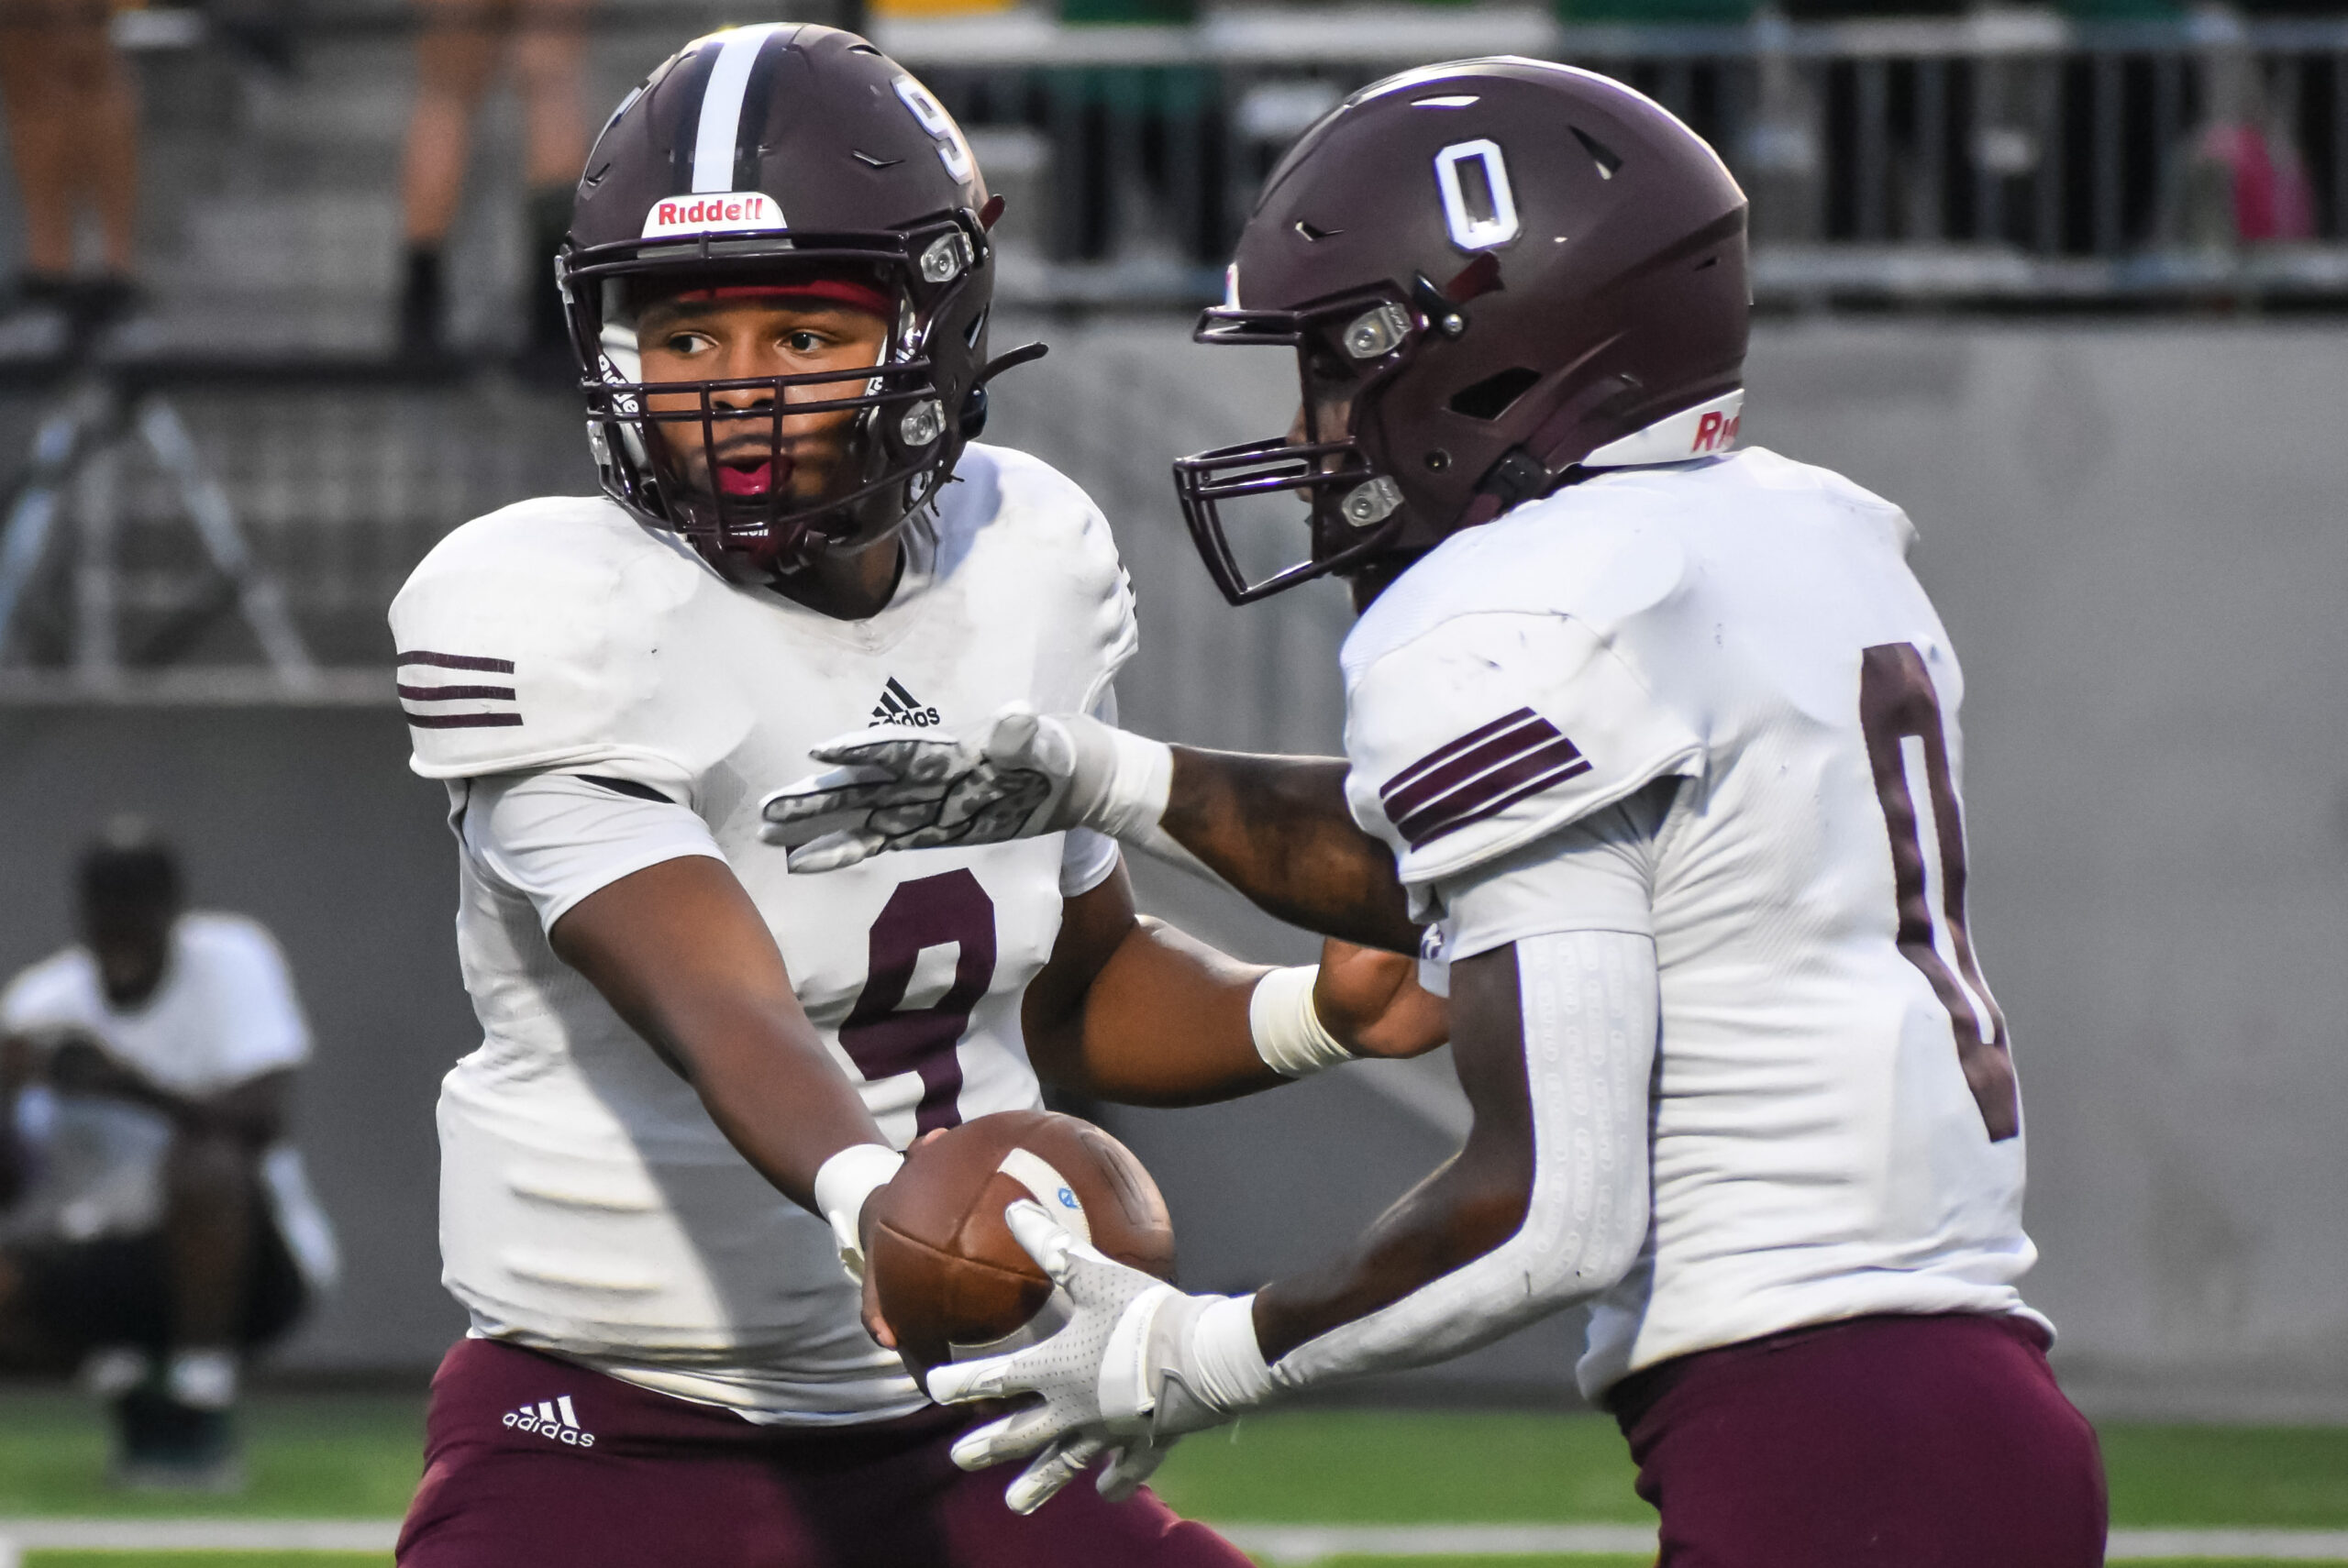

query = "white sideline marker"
[0,1518,399,1553]
[1212,1522,2348,1563]
[0,1518,2345,1562]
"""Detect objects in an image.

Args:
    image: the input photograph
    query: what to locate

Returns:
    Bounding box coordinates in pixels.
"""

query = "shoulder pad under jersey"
[948,443,1139,713]
[1341,496,1704,889]
[389,497,742,790]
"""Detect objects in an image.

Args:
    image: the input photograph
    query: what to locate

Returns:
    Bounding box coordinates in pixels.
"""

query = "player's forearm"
[1034,917,1285,1108]
[550,857,891,1213]
[1161,748,1420,955]
[648,994,886,1209]
[1248,934,1656,1384]
[1252,1128,1531,1363]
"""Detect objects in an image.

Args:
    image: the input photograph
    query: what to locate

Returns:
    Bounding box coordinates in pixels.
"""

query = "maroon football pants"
[1611,1311,2108,1567]
[396,1338,1251,1568]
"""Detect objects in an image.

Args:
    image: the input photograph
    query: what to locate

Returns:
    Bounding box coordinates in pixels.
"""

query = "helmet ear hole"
[1448,366,1542,421]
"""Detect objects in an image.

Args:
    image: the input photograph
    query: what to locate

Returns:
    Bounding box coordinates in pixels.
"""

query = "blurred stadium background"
[3,0,2348,1560]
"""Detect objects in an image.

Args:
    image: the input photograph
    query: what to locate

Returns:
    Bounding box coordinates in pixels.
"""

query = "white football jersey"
[1340,447,2043,1396]
[388,444,1136,1425]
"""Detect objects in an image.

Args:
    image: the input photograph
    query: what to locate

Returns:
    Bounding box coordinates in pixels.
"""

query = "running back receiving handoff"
[762,57,2103,1568]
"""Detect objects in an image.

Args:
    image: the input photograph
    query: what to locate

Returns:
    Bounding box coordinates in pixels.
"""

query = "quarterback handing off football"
[867,1110,1176,1379]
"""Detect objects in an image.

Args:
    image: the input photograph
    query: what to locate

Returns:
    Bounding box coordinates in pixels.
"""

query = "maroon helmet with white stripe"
[559,25,1022,580]
[1174,58,1750,605]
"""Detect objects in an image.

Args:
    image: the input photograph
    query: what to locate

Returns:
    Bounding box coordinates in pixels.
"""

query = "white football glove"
[925,1200,1272,1515]
[759,703,1169,875]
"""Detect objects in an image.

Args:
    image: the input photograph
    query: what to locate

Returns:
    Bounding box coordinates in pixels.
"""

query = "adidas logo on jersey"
[503,1395,595,1447]
[869,677,942,727]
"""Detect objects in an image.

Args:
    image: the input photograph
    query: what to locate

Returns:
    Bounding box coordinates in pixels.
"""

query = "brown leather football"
[866,1110,1176,1381]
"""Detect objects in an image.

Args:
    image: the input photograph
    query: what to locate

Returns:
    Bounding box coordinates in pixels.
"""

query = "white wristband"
[1250,965,1354,1077]
[1187,1293,1277,1412]
[1091,725,1174,841]
[814,1143,904,1284]
[1059,715,1234,888]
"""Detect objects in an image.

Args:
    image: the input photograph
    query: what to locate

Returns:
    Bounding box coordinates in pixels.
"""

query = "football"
[866,1109,1177,1379]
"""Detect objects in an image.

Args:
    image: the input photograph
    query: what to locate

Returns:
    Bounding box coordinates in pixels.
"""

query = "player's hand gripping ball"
[865,1110,1176,1383]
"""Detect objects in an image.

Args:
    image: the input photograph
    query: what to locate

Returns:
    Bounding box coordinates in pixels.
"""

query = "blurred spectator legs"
[395,0,587,358]
[162,1125,258,1363]
[0,0,140,330]
[1744,10,1825,245]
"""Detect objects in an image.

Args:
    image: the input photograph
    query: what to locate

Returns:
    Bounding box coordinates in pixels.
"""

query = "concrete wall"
[0,709,473,1368]
[5,319,2344,1413]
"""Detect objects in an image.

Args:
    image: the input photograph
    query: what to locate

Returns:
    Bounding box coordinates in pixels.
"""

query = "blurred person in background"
[0,0,142,336]
[393,0,590,359]
[0,820,337,1490]
[2176,12,2317,248]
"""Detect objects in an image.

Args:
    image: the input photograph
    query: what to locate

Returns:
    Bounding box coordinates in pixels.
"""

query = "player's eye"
[782,329,826,354]
[662,330,715,356]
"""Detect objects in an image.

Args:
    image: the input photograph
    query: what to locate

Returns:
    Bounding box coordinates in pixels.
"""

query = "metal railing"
[880,7,2348,303]
[72,2,2348,317]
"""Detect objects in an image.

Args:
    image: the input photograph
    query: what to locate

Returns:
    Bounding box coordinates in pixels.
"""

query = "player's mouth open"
[718,459,782,497]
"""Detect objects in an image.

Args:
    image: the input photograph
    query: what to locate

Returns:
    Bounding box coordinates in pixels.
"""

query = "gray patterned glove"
[759,703,1164,874]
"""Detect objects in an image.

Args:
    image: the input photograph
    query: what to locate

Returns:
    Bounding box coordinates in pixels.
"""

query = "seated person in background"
[0,820,337,1489]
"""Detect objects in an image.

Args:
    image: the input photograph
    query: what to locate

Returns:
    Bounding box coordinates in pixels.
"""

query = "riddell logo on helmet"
[1690,410,1742,454]
[641,192,782,238]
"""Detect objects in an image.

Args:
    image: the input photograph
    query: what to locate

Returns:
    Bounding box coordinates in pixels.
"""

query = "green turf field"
[2,1389,2344,1563]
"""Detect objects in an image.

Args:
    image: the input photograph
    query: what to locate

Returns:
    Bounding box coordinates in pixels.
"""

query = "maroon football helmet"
[559,25,1025,581]
[1175,58,1751,604]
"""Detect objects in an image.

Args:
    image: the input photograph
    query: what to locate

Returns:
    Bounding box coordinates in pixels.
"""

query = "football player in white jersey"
[763,60,2108,1564]
[386,27,1440,1568]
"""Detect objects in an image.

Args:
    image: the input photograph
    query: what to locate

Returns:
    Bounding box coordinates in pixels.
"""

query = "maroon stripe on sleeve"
[1381,709,1540,798]
[397,650,516,673]
[396,683,516,702]
[1391,743,1592,848]
[404,712,526,729]
[1381,714,1575,823]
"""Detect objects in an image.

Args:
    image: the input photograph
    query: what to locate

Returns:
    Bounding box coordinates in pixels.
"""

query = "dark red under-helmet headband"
[659,279,895,316]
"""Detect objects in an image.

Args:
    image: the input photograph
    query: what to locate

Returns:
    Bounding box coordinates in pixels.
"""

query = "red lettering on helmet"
[725,202,740,220]
[658,202,679,225]
[1722,413,1741,446]
[1693,411,1723,452]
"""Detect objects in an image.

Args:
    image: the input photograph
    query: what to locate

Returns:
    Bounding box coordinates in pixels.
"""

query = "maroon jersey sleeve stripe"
[1381,715,1581,823]
[396,683,517,702]
[404,712,526,729]
[1391,744,1593,848]
[398,650,517,673]
[1381,708,1544,797]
